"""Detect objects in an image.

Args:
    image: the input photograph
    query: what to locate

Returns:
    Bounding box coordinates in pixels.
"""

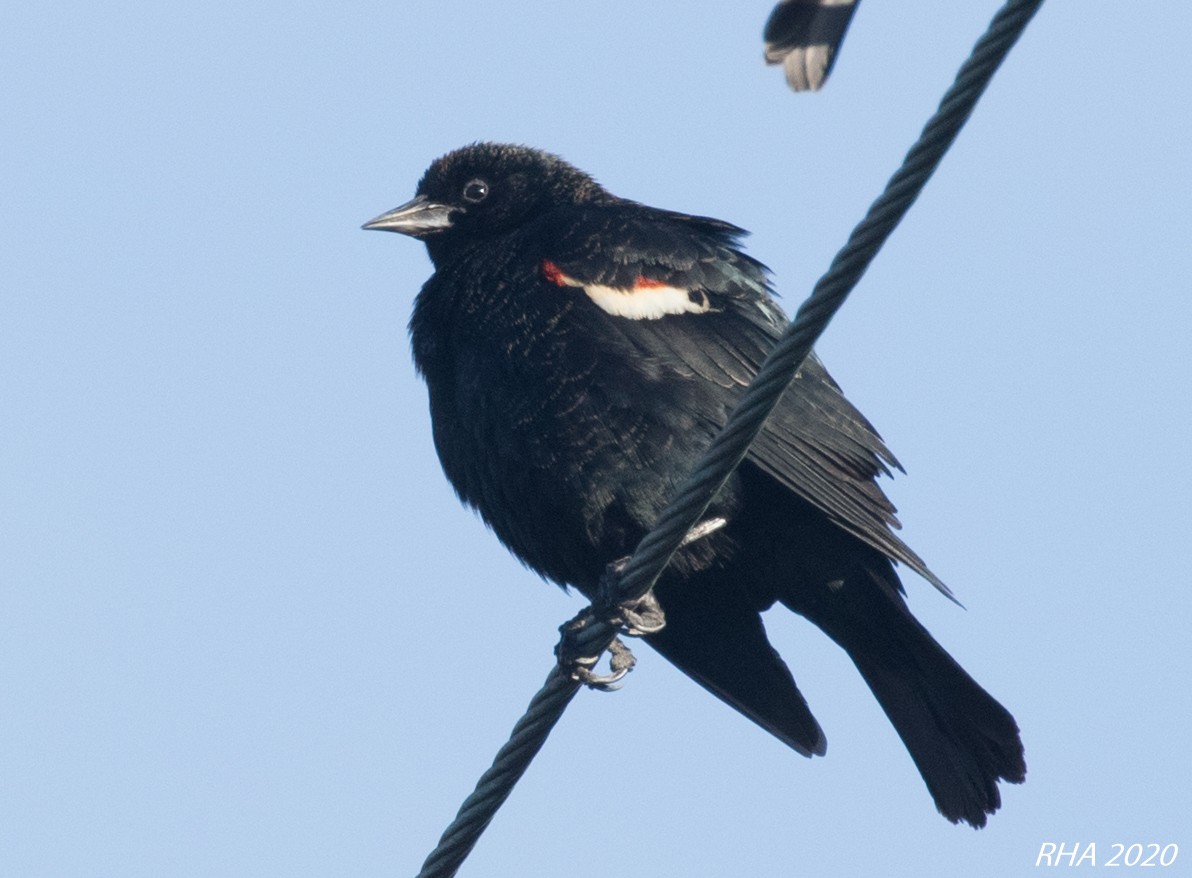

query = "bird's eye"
[462,179,489,203]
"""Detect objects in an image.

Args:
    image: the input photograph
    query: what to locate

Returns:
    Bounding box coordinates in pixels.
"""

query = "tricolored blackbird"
[364,142,1025,827]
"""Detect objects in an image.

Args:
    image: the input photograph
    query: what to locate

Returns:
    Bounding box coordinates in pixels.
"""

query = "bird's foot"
[554,554,667,690]
[595,555,667,636]
[556,598,636,690]
[553,517,722,690]
[589,516,723,636]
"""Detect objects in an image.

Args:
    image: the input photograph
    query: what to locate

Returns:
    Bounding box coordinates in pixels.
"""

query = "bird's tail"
[852,627,1024,826]
[800,582,1026,827]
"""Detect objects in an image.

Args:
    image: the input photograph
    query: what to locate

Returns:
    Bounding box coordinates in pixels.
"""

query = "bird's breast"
[410,261,734,589]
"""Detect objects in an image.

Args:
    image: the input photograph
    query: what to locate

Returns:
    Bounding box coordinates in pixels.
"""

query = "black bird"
[764,0,860,91]
[364,143,1025,827]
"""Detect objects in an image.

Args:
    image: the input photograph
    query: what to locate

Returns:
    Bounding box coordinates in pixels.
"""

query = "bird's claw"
[564,636,637,691]
[612,591,666,636]
[556,606,638,690]
[594,556,667,636]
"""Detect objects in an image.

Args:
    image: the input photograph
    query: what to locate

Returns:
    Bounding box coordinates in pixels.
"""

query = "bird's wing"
[763,0,860,91]
[544,208,949,596]
[647,565,826,758]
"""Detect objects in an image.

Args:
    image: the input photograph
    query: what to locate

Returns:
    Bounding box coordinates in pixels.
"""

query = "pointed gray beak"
[362,195,455,236]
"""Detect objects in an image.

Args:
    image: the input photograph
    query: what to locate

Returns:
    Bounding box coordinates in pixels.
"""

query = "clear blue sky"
[3,3,1189,876]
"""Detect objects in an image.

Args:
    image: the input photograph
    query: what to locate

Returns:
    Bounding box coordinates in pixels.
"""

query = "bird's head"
[363,143,609,264]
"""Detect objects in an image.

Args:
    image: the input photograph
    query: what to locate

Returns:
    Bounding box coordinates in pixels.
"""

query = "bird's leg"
[599,516,726,636]
[555,556,648,690]
[679,515,727,548]
[554,517,726,689]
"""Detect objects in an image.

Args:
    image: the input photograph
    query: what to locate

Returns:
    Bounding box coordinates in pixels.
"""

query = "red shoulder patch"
[541,259,567,286]
[632,276,669,290]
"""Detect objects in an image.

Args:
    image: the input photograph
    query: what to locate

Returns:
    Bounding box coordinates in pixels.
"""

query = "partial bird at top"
[764,0,861,91]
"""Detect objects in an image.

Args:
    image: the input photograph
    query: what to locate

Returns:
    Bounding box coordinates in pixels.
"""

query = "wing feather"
[544,206,949,595]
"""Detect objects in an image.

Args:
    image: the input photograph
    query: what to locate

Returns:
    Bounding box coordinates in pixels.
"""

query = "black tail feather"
[848,629,1026,827]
